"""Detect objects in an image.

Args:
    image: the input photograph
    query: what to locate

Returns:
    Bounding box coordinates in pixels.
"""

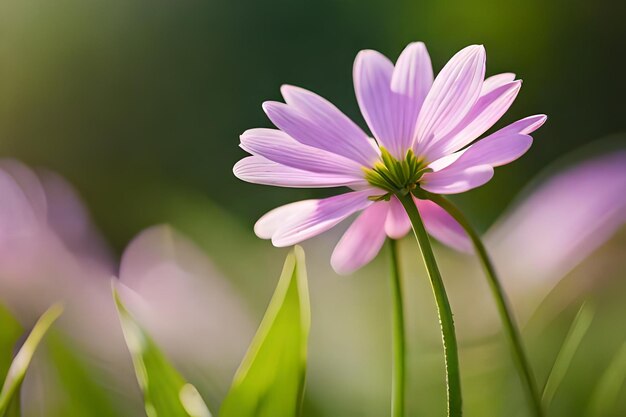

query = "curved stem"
[428,193,544,417]
[397,193,463,417]
[388,239,406,417]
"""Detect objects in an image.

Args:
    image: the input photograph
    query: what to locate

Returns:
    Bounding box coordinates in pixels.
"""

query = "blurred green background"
[1,0,624,243]
[0,1,625,416]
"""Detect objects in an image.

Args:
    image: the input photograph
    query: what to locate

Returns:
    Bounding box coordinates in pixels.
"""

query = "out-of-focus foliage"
[0,307,21,387]
[113,287,212,417]
[586,343,626,417]
[542,302,594,409]
[42,334,124,417]
[0,304,62,416]
[221,246,310,417]
[0,0,624,238]
[0,1,624,416]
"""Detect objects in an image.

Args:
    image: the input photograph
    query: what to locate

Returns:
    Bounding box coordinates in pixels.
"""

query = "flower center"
[363,147,431,201]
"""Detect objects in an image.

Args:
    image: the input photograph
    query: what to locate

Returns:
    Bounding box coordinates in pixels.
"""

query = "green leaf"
[112,285,212,417]
[45,334,126,417]
[586,342,626,417]
[0,304,63,416]
[542,301,595,408]
[0,306,22,384]
[220,246,310,417]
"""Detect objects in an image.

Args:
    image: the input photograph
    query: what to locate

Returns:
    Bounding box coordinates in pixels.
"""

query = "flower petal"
[0,169,40,241]
[254,200,316,239]
[490,114,547,137]
[487,150,626,291]
[119,225,254,370]
[481,72,516,94]
[353,42,433,158]
[233,156,366,188]
[416,198,472,252]
[239,128,363,176]
[38,169,114,272]
[263,86,379,166]
[353,50,398,154]
[271,191,373,247]
[428,80,522,159]
[415,45,486,156]
[391,42,433,110]
[0,159,48,223]
[457,133,533,168]
[421,164,494,194]
[384,196,411,239]
[331,203,388,274]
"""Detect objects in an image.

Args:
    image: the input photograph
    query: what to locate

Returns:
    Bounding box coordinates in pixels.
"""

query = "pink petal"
[426,151,464,172]
[331,203,388,274]
[428,80,522,159]
[353,42,433,158]
[425,114,544,179]
[233,156,366,188]
[119,225,254,371]
[263,86,379,166]
[254,200,318,239]
[416,198,472,252]
[432,133,533,173]
[240,128,363,176]
[391,42,433,110]
[38,169,114,272]
[415,45,486,156]
[353,50,398,154]
[487,150,626,291]
[481,72,516,94]
[384,196,411,239]
[491,114,547,137]
[271,191,373,247]
[0,159,47,223]
[463,133,533,167]
[421,164,494,194]
[0,168,40,241]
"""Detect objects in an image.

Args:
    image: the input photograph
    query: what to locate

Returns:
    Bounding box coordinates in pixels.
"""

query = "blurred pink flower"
[234,42,545,274]
[0,160,254,410]
[115,225,255,384]
[448,150,626,338]
[0,159,114,325]
[488,150,626,300]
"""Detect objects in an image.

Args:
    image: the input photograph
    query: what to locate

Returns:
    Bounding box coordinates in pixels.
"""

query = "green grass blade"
[4,396,19,417]
[586,343,626,417]
[0,304,63,416]
[220,246,311,417]
[46,334,126,417]
[542,301,595,408]
[113,285,212,417]
[0,306,22,384]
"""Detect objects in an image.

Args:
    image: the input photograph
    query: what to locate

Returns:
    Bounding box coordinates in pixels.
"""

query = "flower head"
[234,42,546,274]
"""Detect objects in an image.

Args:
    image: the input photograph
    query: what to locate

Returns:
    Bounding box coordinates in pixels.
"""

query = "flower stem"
[388,238,406,417]
[427,193,544,417]
[397,193,462,417]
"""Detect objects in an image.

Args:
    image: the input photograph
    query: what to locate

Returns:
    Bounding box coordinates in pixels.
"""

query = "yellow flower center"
[363,147,431,200]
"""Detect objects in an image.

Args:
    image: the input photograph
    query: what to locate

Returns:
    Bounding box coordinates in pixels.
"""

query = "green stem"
[388,239,406,417]
[427,193,544,417]
[397,193,462,417]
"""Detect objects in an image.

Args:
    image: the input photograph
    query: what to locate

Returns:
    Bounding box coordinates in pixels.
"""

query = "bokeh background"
[0,1,625,416]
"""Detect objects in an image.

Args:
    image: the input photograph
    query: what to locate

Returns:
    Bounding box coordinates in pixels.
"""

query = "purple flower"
[234,42,546,274]
[487,150,626,297]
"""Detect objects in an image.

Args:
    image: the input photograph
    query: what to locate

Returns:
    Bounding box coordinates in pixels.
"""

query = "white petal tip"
[329,256,358,276]
[261,100,282,113]
[406,41,427,50]
[280,84,300,99]
[270,236,295,248]
[253,224,272,240]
